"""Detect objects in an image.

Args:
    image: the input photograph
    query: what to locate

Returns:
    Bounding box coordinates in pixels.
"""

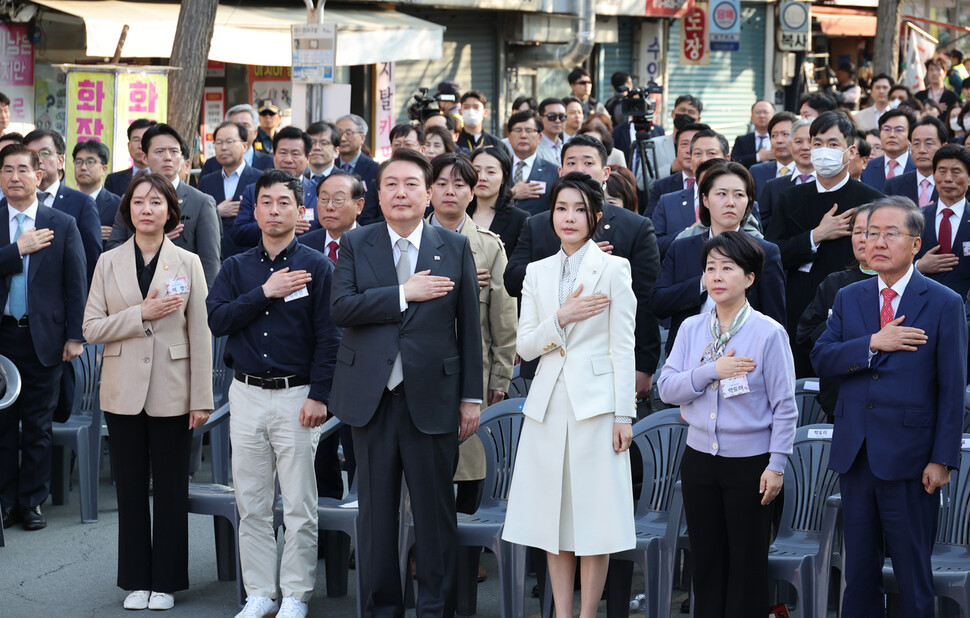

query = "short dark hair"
[431,152,478,196]
[511,96,537,112]
[127,118,157,140]
[307,120,341,146]
[577,122,615,153]
[120,172,181,234]
[317,170,365,200]
[605,168,637,212]
[140,123,187,156]
[468,146,513,213]
[538,97,566,116]
[799,93,837,114]
[390,123,426,146]
[0,143,40,170]
[561,95,583,109]
[877,108,917,133]
[837,62,855,74]
[424,126,456,153]
[871,73,895,89]
[0,92,9,106]
[701,231,765,289]
[767,111,798,136]
[910,115,948,143]
[949,48,965,63]
[567,67,591,85]
[855,135,871,159]
[867,195,925,237]
[698,162,755,227]
[561,133,608,167]
[674,94,703,114]
[810,111,857,143]
[925,58,944,72]
[273,126,311,154]
[376,148,433,189]
[23,128,66,155]
[933,143,970,175]
[256,168,305,207]
[694,157,728,184]
[690,129,729,157]
[213,121,247,144]
[674,122,711,147]
[0,132,23,144]
[548,172,604,242]
[460,90,488,107]
[611,71,631,90]
[507,110,543,134]
[888,84,913,99]
[72,140,110,165]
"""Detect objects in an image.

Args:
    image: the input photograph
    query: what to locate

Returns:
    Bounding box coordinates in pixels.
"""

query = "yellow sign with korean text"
[65,72,115,186]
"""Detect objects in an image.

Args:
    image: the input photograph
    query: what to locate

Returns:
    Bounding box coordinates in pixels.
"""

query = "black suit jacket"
[0,206,87,367]
[484,205,529,258]
[198,164,264,259]
[646,172,687,219]
[915,88,960,109]
[512,157,560,216]
[340,153,382,226]
[201,149,273,177]
[504,203,662,374]
[329,222,482,434]
[103,167,135,198]
[731,132,766,168]
[917,202,970,299]
[757,174,800,232]
[95,189,122,227]
[882,170,939,205]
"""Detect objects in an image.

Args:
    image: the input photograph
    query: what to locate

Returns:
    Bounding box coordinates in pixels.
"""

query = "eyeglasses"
[35,149,53,160]
[339,129,361,137]
[73,158,101,168]
[214,138,242,148]
[318,195,358,207]
[311,139,333,148]
[881,125,908,134]
[509,128,538,135]
[545,113,567,122]
[864,229,916,241]
[574,80,592,86]
[0,165,33,177]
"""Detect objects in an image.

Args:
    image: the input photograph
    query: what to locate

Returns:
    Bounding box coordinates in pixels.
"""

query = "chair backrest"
[934,435,970,546]
[0,354,22,410]
[776,424,840,537]
[477,398,526,509]
[71,343,103,423]
[963,386,970,433]
[632,408,689,520]
[795,378,826,427]
[211,335,231,407]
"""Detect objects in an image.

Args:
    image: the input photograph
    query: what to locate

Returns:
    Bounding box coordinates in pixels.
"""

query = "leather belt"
[234,372,310,390]
[1,315,28,328]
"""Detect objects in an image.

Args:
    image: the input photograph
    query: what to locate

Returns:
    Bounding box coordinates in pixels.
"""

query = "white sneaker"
[123,590,150,610]
[276,597,308,618]
[148,592,174,610]
[234,596,279,618]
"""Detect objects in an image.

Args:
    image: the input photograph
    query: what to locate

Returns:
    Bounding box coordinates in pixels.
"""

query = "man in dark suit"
[200,104,274,177]
[766,112,884,376]
[71,139,121,244]
[731,100,775,168]
[230,127,321,250]
[104,118,155,197]
[336,114,382,226]
[748,111,799,196]
[861,108,917,190]
[914,144,970,299]
[505,110,559,215]
[757,118,817,231]
[22,129,102,282]
[106,124,221,287]
[198,121,263,260]
[644,122,709,217]
[329,148,482,616]
[305,121,341,186]
[883,115,945,207]
[812,196,966,618]
[0,144,87,531]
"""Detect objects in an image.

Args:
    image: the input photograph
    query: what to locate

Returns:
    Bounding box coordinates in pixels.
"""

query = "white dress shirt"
[884,152,910,178]
[325,222,356,261]
[388,222,423,312]
[935,197,965,248]
[4,201,39,316]
[39,179,59,207]
[512,153,538,184]
[222,160,246,201]
[89,187,103,202]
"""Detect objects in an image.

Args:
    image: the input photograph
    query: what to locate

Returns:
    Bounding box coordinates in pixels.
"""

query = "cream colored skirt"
[502,374,636,555]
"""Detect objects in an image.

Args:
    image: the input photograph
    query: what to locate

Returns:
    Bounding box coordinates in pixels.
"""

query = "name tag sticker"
[166,277,189,296]
[798,261,814,273]
[809,428,833,439]
[303,208,315,221]
[531,181,547,192]
[963,241,970,257]
[962,437,970,449]
[720,374,750,398]
[284,287,309,302]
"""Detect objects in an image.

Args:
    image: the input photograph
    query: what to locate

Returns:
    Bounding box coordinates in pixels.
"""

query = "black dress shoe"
[20,505,46,530]
[1,506,18,529]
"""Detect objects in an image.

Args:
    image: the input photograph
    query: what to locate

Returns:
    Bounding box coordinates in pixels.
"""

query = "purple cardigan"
[657,310,798,472]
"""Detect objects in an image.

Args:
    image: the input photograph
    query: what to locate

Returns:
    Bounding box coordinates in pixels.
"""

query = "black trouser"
[315,430,344,500]
[0,322,61,509]
[353,386,459,617]
[680,447,774,618]
[104,411,192,593]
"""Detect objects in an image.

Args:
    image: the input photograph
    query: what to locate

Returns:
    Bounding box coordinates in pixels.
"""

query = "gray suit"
[107,181,221,287]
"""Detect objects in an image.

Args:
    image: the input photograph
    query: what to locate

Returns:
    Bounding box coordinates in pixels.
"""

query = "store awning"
[812,6,877,37]
[31,1,445,66]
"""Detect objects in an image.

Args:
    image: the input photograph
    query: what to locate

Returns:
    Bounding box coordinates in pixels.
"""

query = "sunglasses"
[545,113,567,122]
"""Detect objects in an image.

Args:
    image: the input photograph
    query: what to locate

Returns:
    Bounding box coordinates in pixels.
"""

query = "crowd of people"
[0,53,968,617]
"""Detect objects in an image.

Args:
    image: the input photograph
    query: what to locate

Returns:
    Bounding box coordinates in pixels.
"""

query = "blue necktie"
[9,213,28,320]
[342,163,353,174]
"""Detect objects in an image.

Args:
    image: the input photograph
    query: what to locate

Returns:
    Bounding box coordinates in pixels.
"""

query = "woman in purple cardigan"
[657,231,798,617]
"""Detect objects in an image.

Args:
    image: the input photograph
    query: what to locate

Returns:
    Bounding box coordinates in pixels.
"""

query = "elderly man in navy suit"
[0,144,87,531]
[812,196,966,618]
[336,114,382,226]
[882,116,945,207]
[71,139,121,244]
[505,110,560,215]
[644,122,708,217]
[199,104,273,177]
[861,108,917,190]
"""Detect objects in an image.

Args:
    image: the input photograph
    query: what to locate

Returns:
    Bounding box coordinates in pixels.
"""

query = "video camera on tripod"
[624,81,664,187]
[407,87,456,124]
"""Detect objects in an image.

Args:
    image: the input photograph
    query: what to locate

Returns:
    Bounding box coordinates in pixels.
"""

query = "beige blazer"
[82,237,214,416]
[517,239,636,423]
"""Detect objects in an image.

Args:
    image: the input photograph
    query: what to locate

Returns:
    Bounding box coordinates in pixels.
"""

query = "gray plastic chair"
[51,343,104,523]
[612,408,689,618]
[189,335,233,476]
[0,354,22,546]
[963,385,970,433]
[795,378,826,426]
[767,424,842,618]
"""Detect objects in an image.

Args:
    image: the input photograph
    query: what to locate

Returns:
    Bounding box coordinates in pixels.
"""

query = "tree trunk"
[873,0,903,80]
[167,0,219,154]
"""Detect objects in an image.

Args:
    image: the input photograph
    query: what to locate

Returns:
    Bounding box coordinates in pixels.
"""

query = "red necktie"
[880,288,898,329]
[887,160,899,179]
[327,240,338,263]
[940,208,954,254]
[685,177,695,190]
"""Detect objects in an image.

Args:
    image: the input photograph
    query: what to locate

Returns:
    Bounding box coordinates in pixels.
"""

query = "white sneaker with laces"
[233,596,279,618]
[123,590,150,610]
[276,597,308,618]
[148,592,174,610]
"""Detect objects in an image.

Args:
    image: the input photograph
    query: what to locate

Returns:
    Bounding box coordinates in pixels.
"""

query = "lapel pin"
[604,224,611,230]
[163,265,169,270]
[434,255,440,260]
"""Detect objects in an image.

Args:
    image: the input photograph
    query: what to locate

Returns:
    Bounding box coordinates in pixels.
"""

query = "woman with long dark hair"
[469,146,529,256]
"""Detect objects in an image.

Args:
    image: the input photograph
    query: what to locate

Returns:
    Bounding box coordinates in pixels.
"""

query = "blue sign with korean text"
[709,0,741,51]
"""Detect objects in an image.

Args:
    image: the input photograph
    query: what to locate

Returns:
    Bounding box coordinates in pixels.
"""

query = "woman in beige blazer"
[502,173,636,618]
[82,173,213,612]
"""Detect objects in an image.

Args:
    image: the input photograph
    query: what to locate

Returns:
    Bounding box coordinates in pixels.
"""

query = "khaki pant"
[229,380,320,602]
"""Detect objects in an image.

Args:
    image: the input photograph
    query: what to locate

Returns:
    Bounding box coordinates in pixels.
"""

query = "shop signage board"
[680,3,710,66]
[709,0,741,51]
[0,23,34,127]
[202,87,226,162]
[373,62,395,162]
[292,23,336,85]
[646,0,694,19]
[778,0,810,52]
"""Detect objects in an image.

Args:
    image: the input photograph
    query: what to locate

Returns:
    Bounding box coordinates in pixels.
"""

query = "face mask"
[951,117,963,132]
[673,114,694,131]
[963,118,970,132]
[811,146,848,178]
[888,98,901,109]
[461,108,484,128]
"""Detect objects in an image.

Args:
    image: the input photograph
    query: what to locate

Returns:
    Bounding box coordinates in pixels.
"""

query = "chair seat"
[187,483,236,517]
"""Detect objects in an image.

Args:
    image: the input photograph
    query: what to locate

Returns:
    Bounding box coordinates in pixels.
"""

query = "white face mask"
[888,98,902,110]
[963,118,970,133]
[951,117,963,132]
[461,108,484,128]
[811,146,848,178]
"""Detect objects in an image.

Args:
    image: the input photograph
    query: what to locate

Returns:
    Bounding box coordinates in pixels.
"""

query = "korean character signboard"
[0,23,35,127]
[373,62,395,162]
[66,72,115,184]
[113,72,168,172]
[680,3,710,66]
[709,0,741,52]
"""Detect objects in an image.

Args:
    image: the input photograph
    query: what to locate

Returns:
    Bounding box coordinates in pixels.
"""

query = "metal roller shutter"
[666,3,766,142]
[394,11,500,133]
[597,17,636,99]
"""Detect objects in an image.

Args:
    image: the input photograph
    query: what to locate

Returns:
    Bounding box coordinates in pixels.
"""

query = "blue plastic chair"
[51,343,104,523]
[795,378,826,427]
[767,424,842,618]
[0,354,22,546]
[611,408,689,618]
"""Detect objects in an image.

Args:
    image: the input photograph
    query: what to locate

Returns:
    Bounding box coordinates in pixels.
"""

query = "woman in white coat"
[502,172,637,618]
